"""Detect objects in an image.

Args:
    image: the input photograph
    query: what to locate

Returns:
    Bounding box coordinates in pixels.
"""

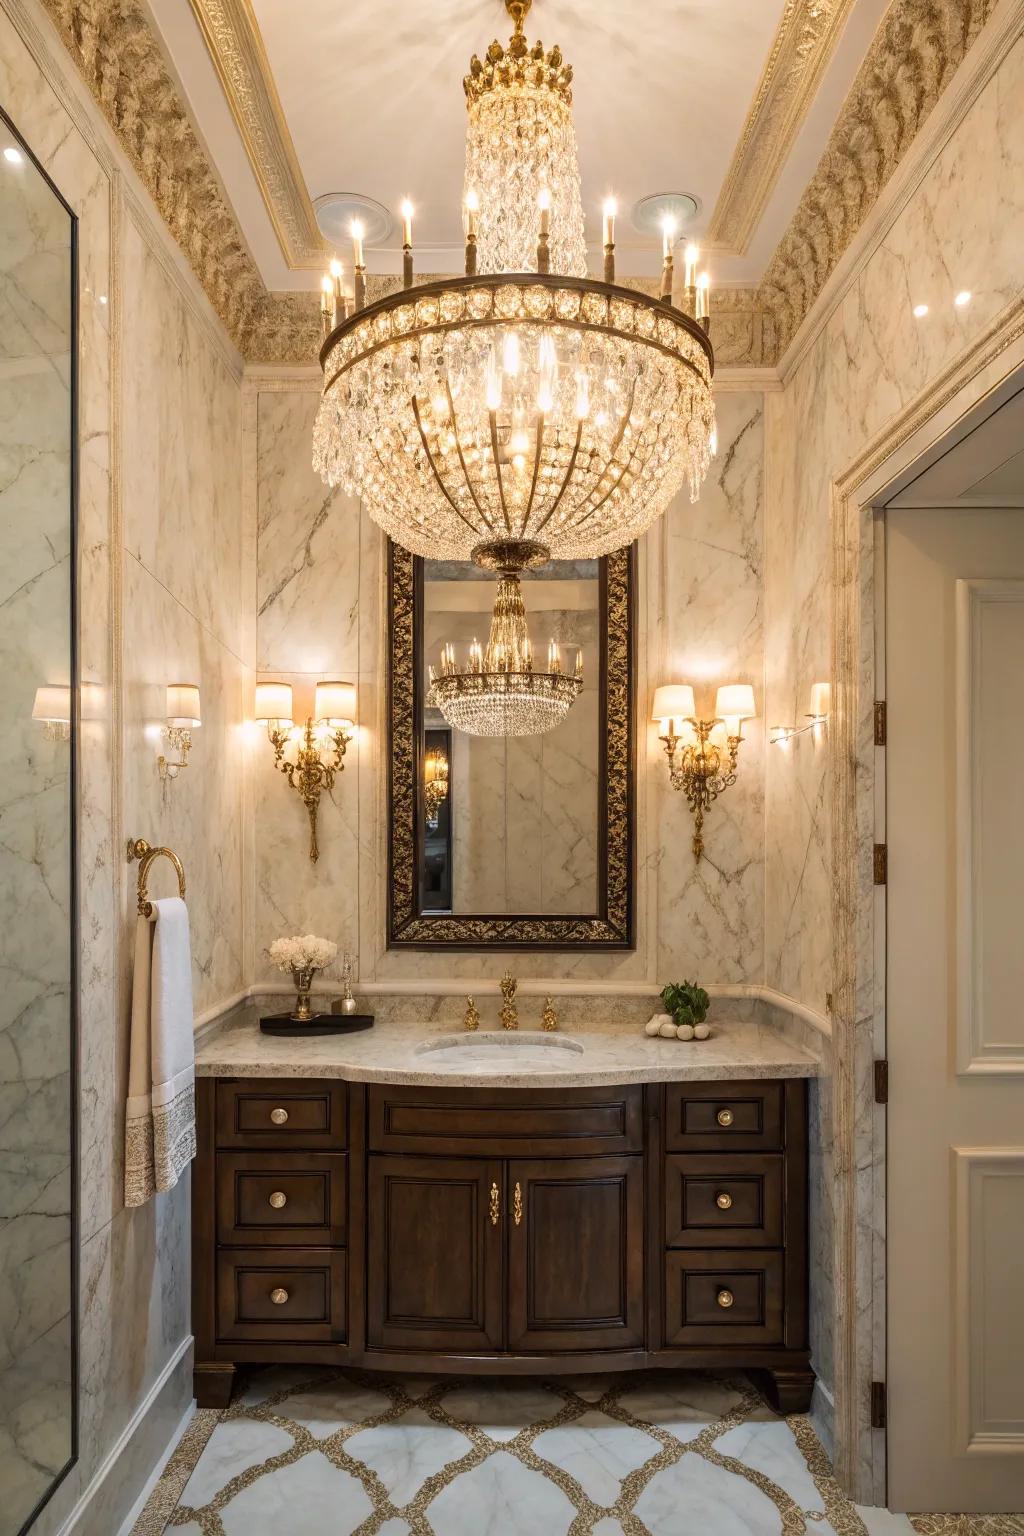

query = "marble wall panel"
[252,386,766,990]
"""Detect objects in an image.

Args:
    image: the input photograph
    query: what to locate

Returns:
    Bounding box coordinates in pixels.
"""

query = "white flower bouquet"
[268,933,338,1021]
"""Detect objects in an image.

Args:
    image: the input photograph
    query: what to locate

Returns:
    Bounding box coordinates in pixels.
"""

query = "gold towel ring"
[127,838,186,917]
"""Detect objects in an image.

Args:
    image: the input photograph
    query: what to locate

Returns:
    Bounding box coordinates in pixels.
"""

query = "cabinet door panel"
[367,1155,503,1352]
[507,1156,643,1351]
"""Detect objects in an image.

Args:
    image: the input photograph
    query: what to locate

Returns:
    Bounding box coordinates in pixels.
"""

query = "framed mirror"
[0,109,78,1533]
[387,540,634,949]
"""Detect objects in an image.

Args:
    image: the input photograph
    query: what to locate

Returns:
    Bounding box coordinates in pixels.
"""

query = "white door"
[887,505,1024,1511]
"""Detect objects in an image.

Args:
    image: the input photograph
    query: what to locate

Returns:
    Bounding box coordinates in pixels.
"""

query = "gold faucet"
[500,970,519,1030]
[463,996,480,1032]
[541,996,558,1031]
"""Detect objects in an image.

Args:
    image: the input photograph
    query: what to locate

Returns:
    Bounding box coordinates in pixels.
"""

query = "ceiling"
[887,390,1024,510]
[147,0,892,292]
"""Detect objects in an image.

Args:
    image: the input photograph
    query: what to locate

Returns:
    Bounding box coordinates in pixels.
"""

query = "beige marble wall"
[250,386,767,988]
[763,24,1024,1499]
[0,4,248,1534]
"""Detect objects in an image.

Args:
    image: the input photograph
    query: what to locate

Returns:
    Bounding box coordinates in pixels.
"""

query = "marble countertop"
[194,1007,820,1087]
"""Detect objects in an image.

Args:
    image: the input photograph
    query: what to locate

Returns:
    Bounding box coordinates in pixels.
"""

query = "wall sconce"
[32,685,72,742]
[159,684,201,781]
[770,682,830,747]
[424,745,449,829]
[653,681,756,860]
[255,679,356,863]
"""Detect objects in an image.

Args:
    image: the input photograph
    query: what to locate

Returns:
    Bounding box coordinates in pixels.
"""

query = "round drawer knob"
[270,1107,289,1125]
[716,1107,734,1128]
[717,1288,735,1309]
[268,1190,288,1210]
[715,1191,733,1210]
[269,1287,289,1306]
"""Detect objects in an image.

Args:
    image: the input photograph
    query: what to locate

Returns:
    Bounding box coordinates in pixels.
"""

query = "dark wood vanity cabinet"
[193,1076,812,1411]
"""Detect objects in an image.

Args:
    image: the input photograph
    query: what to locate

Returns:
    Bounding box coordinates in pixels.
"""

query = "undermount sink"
[414,1030,585,1071]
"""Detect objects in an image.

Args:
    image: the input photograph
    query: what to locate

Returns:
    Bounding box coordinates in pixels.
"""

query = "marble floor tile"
[136,1366,979,1536]
[424,1449,577,1535]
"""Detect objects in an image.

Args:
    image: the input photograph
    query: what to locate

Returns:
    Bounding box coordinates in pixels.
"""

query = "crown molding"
[708,0,859,256]
[776,0,1024,384]
[758,0,1000,360]
[185,0,325,269]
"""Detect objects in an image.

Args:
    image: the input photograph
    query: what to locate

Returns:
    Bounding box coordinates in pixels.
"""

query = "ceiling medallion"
[312,0,717,575]
[428,544,583,738]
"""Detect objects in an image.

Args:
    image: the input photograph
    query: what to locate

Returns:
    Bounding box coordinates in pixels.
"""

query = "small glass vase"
[289,965,318,1021]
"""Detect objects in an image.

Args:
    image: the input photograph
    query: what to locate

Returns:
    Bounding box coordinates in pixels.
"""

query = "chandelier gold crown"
[464,3,574,106]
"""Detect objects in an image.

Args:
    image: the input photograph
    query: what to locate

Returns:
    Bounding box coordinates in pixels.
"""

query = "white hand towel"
[124,896,197,1207]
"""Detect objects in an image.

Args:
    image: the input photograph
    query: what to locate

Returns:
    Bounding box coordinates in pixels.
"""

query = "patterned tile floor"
[132,1368,1024,1536]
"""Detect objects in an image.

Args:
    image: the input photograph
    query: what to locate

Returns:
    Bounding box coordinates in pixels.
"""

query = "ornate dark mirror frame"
[387,540,635,950]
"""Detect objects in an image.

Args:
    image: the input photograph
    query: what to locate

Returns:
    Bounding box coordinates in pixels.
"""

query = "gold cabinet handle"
[268,1190,288,1209]
[717,1288,734,1309]
[716,1107,734,1128]
[270,1287,289,1305]
[489,1181,500,1226]
[715,1191,733,1210]
[514,1181,523,1226]
[270,1107,289,1125]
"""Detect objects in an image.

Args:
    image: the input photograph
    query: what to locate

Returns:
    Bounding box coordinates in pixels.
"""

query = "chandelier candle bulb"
[697,272,711,330]
[537,187,551,273]
[464,187,479,274]
[350,219,366,309]
[320,275,333,336]
[602,196,616,283]
[400,199,414,288]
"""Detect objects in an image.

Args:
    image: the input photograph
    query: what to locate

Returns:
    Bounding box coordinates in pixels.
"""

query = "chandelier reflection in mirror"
[312,0,716,576]
[423,745,449,826]
[428,545,583,737]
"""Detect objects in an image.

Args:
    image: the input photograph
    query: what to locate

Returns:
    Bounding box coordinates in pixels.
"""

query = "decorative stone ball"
[644,1018,662,1037]
[693,1023,711,1040]
[658,1022,677,1039]
[676,1023,695,1041]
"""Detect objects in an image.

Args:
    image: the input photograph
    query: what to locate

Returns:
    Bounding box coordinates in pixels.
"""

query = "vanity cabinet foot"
[194,1362,235,1409]
[762,1367,816,1415]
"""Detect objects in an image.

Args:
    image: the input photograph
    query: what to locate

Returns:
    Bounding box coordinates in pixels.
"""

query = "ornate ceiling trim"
[707,0,859,256]
[185,0,325,269]
[35,0,1001,371]
[757,0,998,357]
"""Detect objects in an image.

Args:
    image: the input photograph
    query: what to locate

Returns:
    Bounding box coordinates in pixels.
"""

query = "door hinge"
[874,1060,888,1104]
[870,1381,887,1429]
[873,844,887,885]
[874,700,887,746]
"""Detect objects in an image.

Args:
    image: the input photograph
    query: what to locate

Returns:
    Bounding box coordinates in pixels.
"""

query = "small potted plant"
[268,933,338,1022]
[659,980,712,1041]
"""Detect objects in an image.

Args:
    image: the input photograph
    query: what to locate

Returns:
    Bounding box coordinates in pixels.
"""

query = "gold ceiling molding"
[186,0,325,269]
[757,0,998,358]
[708,0,859,256]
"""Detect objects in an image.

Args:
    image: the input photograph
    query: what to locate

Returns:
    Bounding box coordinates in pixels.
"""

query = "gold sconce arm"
[661,718,743,861]
[267,719,352,864]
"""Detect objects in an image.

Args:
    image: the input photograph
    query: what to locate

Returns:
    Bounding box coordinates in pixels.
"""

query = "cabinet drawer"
[368,1085,642,1157]
[664,1250,784,1346]
[215,1152,347,1246]
[664,1155,783,1248]
[216,1079,346,1149]
[664,1082,783,1152]
[216,1249,346,1342]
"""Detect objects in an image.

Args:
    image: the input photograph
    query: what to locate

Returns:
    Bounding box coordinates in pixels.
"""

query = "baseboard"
[810,1373,837,1460]
[115,1401,195,1536]
[55,1336,193,1536]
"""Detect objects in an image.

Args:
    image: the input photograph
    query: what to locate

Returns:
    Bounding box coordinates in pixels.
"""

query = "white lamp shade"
[32,684,71,723]
[810,682,831,719]
[652,684,695,723]
[315,680,356,726]
[255,681,293,725]
[715,683,756,721]
[165,683,201,727]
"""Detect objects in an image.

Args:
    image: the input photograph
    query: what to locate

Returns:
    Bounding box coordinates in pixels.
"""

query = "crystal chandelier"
[312,0,716,572]
[423,745,449,826]
[428,550,583,737]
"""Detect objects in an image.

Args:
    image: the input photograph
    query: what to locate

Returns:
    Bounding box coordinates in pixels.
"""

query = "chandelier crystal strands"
[312,0,716,578]
[428,546,583,737]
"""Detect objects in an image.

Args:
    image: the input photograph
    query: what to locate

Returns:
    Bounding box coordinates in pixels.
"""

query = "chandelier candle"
[401,199,414,289]
[314,0,716,570]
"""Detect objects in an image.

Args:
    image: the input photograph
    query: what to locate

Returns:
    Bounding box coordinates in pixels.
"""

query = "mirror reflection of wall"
[422,560,599,916]
[0,115,76,1532]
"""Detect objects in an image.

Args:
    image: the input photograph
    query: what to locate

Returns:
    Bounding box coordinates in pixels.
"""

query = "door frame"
[828,320,1024,1502]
